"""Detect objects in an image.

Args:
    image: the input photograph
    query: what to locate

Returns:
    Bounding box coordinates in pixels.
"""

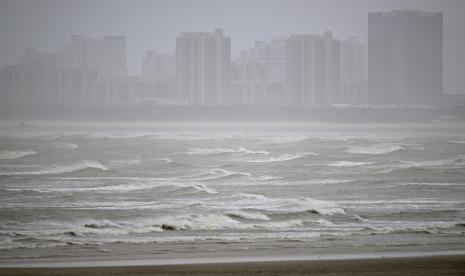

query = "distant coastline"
[1,104,464,123]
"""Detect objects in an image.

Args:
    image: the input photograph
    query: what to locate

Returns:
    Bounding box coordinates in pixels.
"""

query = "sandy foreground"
[0,255,464,276]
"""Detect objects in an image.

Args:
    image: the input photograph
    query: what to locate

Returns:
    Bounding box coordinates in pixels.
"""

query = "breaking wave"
[246,152,318,163]
[0,150,37,160]
[399,157,465,168]
[6,181,218,195]
[185,168,253,181]
[226,210,270,221]
[345,144,404,155]
[186,147,269,155]
[0,160,108,176]
[218,193,345,215]
[327,161,372,167]
[54,143,78,150]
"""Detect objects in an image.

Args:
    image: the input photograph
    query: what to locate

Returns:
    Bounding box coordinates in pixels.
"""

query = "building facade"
[176,28,231,105]
[286,32,341,107]
[340,37,367,104]
[368,9,443,105]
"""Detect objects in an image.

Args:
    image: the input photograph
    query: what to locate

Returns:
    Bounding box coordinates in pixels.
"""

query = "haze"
[1,0,464,95]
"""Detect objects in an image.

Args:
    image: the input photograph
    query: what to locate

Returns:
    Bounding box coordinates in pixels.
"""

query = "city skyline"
[1,0,464,96]
[1,28,369,107]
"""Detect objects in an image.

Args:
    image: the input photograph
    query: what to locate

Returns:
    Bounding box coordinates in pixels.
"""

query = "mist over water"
[1,0,465,265]
[0,122,464,258]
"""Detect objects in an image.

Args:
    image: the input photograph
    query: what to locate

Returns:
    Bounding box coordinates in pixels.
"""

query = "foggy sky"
[1,0,464,94]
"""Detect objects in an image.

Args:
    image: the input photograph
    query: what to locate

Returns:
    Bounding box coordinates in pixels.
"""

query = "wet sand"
[1,255,464,276]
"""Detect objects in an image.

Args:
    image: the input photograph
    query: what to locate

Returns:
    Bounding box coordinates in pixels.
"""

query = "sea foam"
[0,160,108,176]
[345,144,404,155]
[0,150,37,160]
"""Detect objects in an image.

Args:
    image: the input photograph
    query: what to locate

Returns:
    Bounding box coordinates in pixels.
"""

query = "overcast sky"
[1,0,464,94]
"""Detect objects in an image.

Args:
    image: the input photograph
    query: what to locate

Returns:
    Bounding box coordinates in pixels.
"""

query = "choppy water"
[0,122,464,258]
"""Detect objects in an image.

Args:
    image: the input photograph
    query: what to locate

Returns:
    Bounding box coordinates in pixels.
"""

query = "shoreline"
[0,253,464,276]
[1,250,464,268]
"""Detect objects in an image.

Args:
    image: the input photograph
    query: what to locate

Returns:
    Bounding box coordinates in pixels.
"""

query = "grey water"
[0,122,464,260]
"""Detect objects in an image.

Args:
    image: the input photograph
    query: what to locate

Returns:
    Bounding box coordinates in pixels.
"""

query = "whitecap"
[0,160,108,176]
[186,168,252,181]
[215,193,345,215]
[55,143,78,150]
[6,181,218,195]
[152,213,305,231]
[154,214,242,230]
[158,157,173,163]
[190,183,218,194]
[226,210,270,221]
[108,158,142,168]
[400,157,465,168]
[345,144,404,155]
[186,147,269,155]
[388,182,465,187]
[0,150,37,160]
[246,152,318,163]
[327,161,372,167]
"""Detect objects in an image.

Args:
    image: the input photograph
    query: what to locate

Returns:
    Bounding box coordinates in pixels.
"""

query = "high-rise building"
[142,51,175,82]
[100,36,127,78]
[286,32,340,107]
[230,51,266,105]
[340,37,367,104]
[1,48,97,105]
[64,35,128,79]
[176,28,231,105]
[0,65,20,103]
[251,39,288,84]
[368,9,443,104]
[63,35,129,104]
[141,51,176,99]
[249,39,288,105]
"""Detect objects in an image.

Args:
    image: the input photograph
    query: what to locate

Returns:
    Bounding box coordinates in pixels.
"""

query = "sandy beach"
[0,255,464,276]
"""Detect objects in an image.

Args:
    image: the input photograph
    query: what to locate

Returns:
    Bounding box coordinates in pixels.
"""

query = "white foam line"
[1,250,464,268]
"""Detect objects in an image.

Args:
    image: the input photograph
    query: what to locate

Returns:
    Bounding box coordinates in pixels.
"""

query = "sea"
[0,121,464,262]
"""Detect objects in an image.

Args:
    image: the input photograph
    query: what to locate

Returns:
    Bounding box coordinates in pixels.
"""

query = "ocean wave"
[307,179,354,185]
[155,214,242,231]
[185,168,253,181]
[154,214,306,231]
[399,157,465,168]
[386,182,465,188]
[0,228,327,250]
[186,147,269,155]
[448,140,465,144]
[215,193,345,215]
[184,169,280,183]
[378,157,465,174]
[55,143,78,150]
[336,199,463,212]
[6,181,218,195]
[246,152,318,163]
[0,219,164,242]
[345,144,404,155]
[367,220,463,235]
[0,200,174,210]
[313,219,334,226]
[0,160,108,176]
[226,210,270,221]
[158,157,173,163]
[0,150,37,160]
[257,135,309,145]
[250,179,352,186]
[327,161,372,167]
[108,158,142,169]
[190,183,218,194]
